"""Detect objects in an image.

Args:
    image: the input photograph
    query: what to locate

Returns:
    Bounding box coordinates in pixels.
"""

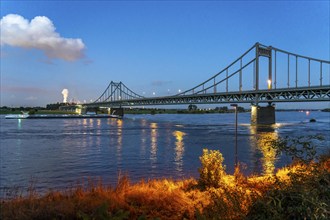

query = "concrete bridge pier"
[108,107,124,117]
[80,107,87,115]
[251,104,275,125]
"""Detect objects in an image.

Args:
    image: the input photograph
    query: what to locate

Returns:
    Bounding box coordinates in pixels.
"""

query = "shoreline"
[1,154,329,219]
[4,114,121,119]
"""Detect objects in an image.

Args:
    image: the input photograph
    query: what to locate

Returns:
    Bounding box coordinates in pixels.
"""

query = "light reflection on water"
[117,119,123,165]
[249,125,278,175]
[0,111,329,196]
[150,122,158,169]
[173,130,186,173]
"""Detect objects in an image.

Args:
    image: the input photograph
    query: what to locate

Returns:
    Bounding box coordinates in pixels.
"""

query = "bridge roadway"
[83,85,330,108]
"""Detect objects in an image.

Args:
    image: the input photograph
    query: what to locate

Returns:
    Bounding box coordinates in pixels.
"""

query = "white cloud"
[0,14,86,61]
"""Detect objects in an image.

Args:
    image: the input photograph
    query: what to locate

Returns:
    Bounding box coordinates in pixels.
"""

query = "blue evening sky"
[1,1,329,109]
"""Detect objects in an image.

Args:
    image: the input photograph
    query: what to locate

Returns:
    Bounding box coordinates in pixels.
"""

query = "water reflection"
[150,123,158,166]
[86,119,94,149]
[117,120,123,162]
[250,125,279,175]
[95,119,101,149]
[107,119,117,149]
[16,119,22,160]
[140,119,147,155]
[173,130,186,172]
[17,119,22,129]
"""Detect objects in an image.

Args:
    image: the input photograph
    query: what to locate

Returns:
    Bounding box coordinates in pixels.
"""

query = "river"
[0,111,329,197]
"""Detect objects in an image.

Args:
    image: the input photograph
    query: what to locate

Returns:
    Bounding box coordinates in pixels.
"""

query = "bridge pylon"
[253,43,275,124]
[255,43,273,98]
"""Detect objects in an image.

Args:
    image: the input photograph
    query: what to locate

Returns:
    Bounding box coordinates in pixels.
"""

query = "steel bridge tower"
[252,43,275,124]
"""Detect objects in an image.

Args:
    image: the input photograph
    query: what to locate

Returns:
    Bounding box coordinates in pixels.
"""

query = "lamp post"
[267,80,272,106]
[230,104,238,168]
[267,79,272,90]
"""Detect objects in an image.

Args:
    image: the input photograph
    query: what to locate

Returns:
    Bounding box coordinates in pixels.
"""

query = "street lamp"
[267,79,272,90]
[230,104,238,168]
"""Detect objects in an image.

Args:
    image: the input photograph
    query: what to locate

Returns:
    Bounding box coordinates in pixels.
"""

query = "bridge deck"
[85,86,330,107]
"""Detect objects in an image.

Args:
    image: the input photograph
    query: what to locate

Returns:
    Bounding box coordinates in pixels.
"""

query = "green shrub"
[198,149,226,188]
[246,168,330,220]
[268,135,324,163]
[247,136,330,220]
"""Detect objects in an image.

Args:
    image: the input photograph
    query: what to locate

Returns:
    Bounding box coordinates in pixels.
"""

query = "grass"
[1,152,329,220]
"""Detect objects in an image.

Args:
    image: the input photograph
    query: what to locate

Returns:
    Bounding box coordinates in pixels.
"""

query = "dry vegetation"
[1,144,329,220]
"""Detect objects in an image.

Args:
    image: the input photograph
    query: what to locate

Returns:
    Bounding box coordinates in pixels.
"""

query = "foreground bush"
[198,149,226,188]
[246,162,330,219]
[1,141,329,220]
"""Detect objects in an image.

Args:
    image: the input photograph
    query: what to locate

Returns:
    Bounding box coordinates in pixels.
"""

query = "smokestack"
[61,89,69,103]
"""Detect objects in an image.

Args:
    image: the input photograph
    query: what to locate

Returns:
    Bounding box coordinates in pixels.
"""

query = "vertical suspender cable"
[274,51,277,89]
[239,58,242,91]
[268,47,272,90]
[320,62,323,86]
[308,59,311,87]
[295,56,298,88]
[287,54,290,88]
[253,61,256,90]
[255,44,259,90]
[226,69,228,92]
[214,78,216,93]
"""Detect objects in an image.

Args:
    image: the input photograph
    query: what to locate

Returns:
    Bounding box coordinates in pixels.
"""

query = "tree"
[237,106,245,112]
[188,104,197,111]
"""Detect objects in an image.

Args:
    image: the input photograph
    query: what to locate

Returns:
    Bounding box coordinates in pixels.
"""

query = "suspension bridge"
[79,42,329,124]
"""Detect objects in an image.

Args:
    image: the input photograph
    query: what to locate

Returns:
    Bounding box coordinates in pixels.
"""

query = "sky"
[1,0,329,109]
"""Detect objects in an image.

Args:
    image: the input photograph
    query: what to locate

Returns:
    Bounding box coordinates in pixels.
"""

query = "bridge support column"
[108,108,124,117]
[80,107,87,115]
[251,105,275,125]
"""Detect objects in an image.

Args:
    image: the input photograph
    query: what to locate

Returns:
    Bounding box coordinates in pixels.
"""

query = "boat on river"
[5,112,30,119]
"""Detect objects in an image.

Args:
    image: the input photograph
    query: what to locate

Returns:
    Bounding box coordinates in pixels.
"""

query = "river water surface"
[1,111,329,196]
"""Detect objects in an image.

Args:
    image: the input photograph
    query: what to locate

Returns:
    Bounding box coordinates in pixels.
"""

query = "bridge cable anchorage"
[89,42,329,106]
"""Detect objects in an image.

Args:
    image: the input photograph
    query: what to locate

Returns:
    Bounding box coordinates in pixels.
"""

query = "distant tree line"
[123,105,247,115]
[0,102,77,112]
[0,106,45,111]
[46,102,77,110]
[188,104,246,113]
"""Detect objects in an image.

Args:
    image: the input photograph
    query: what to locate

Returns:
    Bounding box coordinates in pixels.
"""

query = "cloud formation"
[0,14,85,61]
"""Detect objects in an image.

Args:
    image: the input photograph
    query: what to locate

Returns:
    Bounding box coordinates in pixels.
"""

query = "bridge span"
[80,43,329,124]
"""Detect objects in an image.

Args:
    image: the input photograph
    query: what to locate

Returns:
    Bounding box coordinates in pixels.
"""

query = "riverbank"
[1,151,329,220]
[0,109,77,115]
